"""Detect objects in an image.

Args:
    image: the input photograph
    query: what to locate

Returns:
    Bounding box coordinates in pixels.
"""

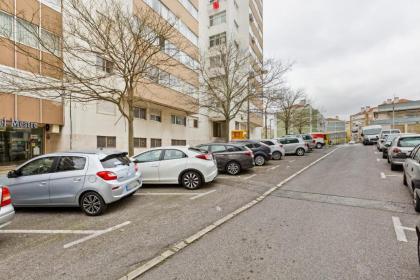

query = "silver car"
[403,144,420,211]
[388,134,420,171]
[276,136,308,156]
[2,151,142,216]
[260,139,285,160]
[0,185,15,227]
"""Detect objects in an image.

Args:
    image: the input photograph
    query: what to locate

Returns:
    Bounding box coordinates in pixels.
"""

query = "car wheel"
[254,155,265,166]
[272,151,282,160]
[403,172,407,186]
[181,171,202,190]
[382,153,387,159]
[296,148,305,156]
[226,161,241,175]
[390,163,398,171]
[414,191,420,212]
[316,143,322,149]
[80,192,107,216]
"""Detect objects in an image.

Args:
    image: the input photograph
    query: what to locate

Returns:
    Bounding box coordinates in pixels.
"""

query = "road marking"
[286,165,290,168]
[288,160,295,163]
[269,165,280,170]
[392,217,415,242]
[63,221,131,249]
[217,175,241,179]
[0,229,99,234]
[380,172,386,179]
[277,148,339,187]
[376,158,380,162]
[244,174,256,180]
[118,148,340,280]
[385,174,401,177]
[190,190,217,200]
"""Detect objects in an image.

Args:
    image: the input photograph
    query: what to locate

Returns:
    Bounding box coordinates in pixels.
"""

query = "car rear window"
[398,137,420,147]
[226,145,243,152]
[262,141,274,145]
[101,154,131,168]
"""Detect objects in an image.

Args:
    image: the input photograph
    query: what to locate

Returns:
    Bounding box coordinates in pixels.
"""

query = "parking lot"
[0,147,332,280]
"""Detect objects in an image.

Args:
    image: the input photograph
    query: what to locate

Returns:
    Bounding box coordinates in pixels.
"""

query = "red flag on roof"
[213,0,219,10]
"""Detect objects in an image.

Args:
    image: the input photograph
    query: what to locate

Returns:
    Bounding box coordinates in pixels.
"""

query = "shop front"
[0,93,63,166]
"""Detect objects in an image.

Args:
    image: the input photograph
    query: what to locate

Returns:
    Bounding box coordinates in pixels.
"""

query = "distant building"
[325,117,346,144]
[350,106,378,142]
[371,98,420,133]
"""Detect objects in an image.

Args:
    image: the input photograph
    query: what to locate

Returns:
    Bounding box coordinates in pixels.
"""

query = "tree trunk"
[264,112,268,139]
[224,119,230,142]
[127,87,135,156]
[285,119,289,135]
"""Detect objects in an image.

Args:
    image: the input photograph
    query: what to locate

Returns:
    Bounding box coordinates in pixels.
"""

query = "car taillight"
[96,171,118,181]
[134,163,139,172]
[196,153,213,160]
[244,150,253,157]
[1,186,12,207]
[393,147,401,153]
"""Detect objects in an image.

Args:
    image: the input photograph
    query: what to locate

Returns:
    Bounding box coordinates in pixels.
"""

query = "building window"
[171,115,186,126]
[193,119,198,128]
[151,138,162,148]
[134,107,147,119]
[97,136,116,148]
[96,55,114,74]
[0,12,13,39]
[209,32,226,47]
[150,109,162,122]
[171,139,187,146]
[41,29,61,56]
[16,19,39,49]
[235,121,240,130]
[209,11,226,27]
[134,137,147,148]
[97,101,116,115]
[213,122,222,137]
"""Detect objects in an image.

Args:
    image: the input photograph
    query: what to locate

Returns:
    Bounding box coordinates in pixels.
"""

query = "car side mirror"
[7,170,19,178]
[132,159,140,164]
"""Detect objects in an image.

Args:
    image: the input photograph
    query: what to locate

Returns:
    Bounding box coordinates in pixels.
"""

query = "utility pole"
[392,94,395,129]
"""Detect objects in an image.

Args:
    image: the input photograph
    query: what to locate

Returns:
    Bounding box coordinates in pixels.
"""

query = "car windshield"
[398,136,420,147]
[363,128,381,135]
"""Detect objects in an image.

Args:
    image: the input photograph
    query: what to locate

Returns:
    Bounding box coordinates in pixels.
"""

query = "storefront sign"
[0,118,38,129]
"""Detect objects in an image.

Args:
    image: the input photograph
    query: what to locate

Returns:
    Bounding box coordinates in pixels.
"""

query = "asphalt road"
[1,145,418,279]
[141,144,420,280]
[0,147,330,280]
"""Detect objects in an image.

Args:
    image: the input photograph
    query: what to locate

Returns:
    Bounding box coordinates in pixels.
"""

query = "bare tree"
[292,108,310,134]
[198,42,288,141]
[0,0,186,155]
[277,88,306,135]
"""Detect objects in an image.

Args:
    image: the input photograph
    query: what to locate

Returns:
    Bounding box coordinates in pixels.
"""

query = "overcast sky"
[264,0,420,119]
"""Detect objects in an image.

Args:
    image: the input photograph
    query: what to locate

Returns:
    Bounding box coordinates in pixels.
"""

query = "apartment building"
[371,98,420,133]
[199,0,264,140]
[0,0,63,165]
[0,0,208,166]
[350,106,377,141]
[325,117,346,144]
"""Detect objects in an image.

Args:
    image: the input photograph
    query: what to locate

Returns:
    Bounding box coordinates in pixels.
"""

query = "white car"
[132,146,218,190]
[260,139,285,160]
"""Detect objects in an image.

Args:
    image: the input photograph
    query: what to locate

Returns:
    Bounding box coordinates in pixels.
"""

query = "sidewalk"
[0,165,15,175]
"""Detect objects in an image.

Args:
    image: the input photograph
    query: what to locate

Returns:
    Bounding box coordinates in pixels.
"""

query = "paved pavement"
[141,144,420,280]
[1,145,419,279]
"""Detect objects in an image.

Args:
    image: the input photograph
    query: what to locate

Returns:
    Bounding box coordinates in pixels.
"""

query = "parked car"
[377,129,401,151]
[196,143,254,175]
[361,125,382,145]
[132,147,217,189]
[417,222,420,265]
[231,140,272,166]
[299,134,316,150]
[276,136,308,156]
[260,139,285,160]
[382,134,400,159]
[403,144,420,211]
[3,151,142,216]
[0,185,14,227]
[388,134,420,171]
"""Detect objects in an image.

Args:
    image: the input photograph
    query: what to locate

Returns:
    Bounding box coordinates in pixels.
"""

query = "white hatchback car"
[132,147,218,190]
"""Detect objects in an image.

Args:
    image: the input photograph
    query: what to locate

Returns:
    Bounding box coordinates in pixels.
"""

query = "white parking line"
[288,160,295,163]
[269,165,280,170]
[380,172,386,179]
[135,192,197,196]
[392,217,415,242]
[190,190,217,200]
[244,174,256,180]
[376,158,380,162]
[63,221,131,249]
[217,175,241,179]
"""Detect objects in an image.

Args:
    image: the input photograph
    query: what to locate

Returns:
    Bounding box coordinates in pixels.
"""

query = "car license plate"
[126,181,138,191]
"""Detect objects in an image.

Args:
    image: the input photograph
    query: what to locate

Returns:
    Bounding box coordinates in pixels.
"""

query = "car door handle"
[39,181,48,186]
[73,178,82,182]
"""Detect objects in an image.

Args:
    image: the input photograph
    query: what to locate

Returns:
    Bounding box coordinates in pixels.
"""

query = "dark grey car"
[196,143,254,175]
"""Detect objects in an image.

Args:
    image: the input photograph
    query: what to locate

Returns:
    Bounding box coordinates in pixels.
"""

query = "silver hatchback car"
[2,151,142,216]
[388,134,420,171]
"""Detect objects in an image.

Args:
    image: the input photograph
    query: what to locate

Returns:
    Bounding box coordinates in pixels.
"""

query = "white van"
[361,125,382,145]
